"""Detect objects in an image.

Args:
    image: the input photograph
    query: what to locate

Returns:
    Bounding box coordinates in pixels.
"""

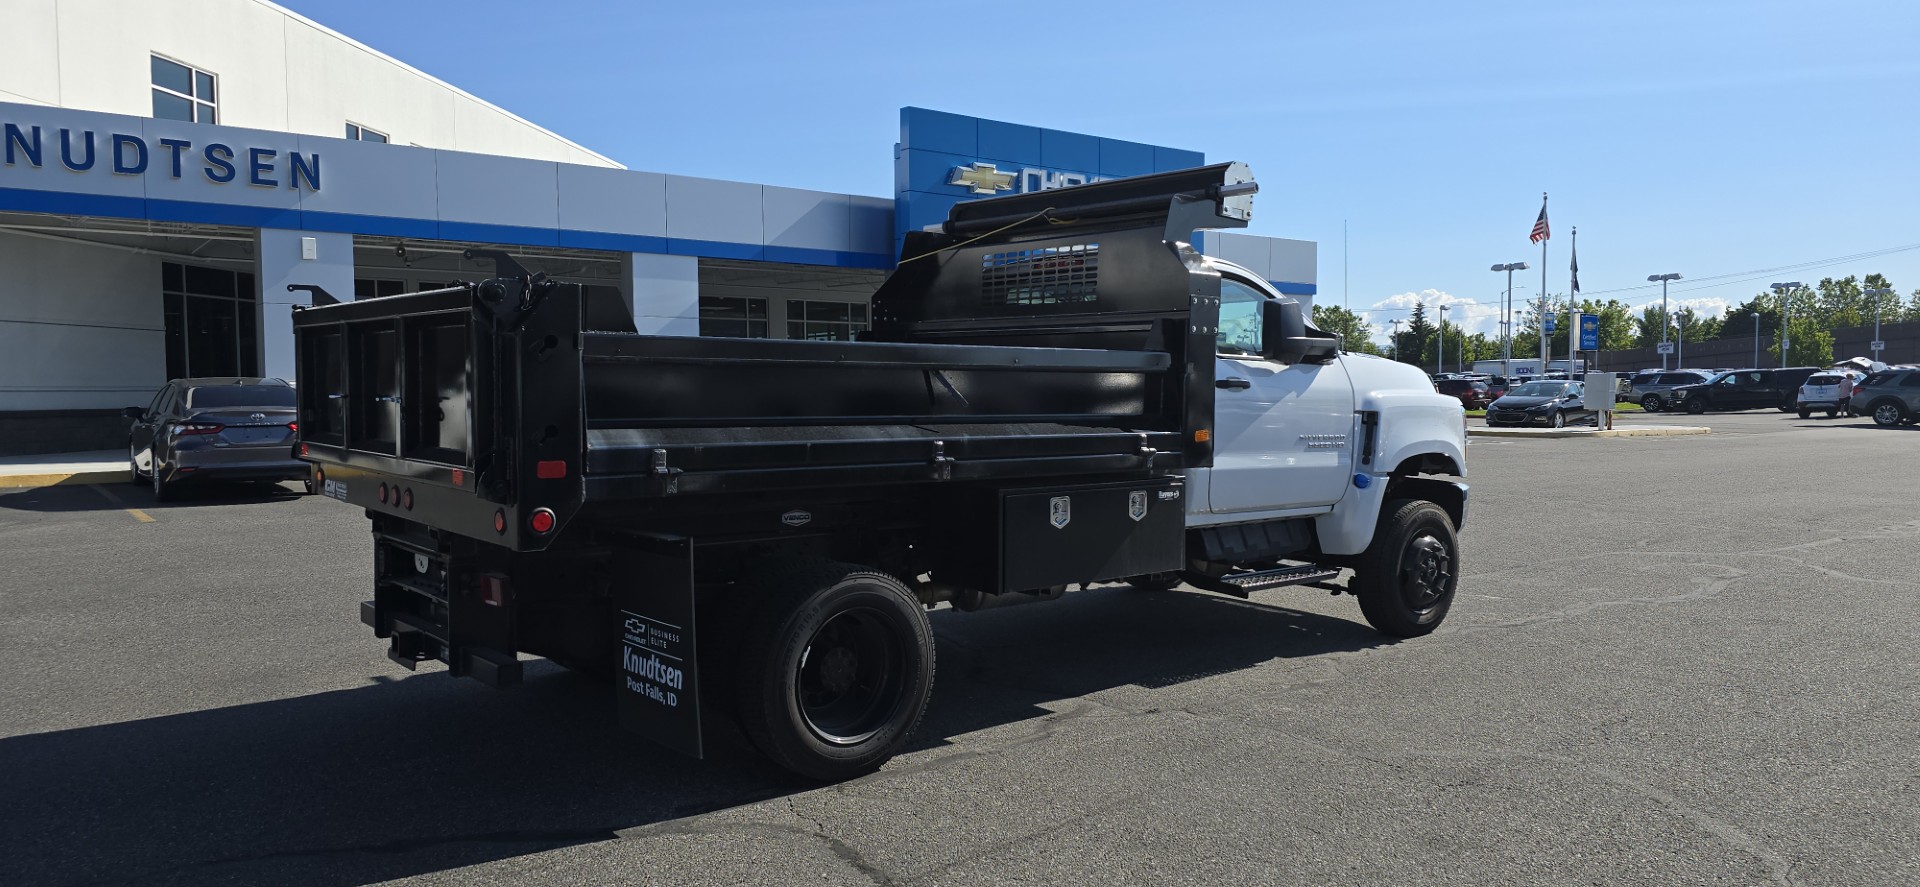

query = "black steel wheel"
[1124,572,1183,591]
[1871,400,1907,427]
[1685,398,1707,415]
[1351,499,1458,638]
[1642,395,1664,412]
[733,561,932,781]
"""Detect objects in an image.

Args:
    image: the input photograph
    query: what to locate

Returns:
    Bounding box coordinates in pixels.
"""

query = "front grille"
[980,243,1099,307]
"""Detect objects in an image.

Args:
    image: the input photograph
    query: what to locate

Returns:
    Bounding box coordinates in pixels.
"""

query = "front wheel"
[1642,395,1664,412]
[733,561,933,781]
[1549,411,1566,428]
[1685,398,1706,415]
[1351,499,1459,638]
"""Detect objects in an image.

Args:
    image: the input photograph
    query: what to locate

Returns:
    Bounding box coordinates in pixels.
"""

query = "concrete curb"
[0,470,127,489]
[1469,425,1710,439]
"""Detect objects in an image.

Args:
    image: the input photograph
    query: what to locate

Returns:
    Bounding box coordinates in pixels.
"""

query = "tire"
[150,460,173,502]
[1549,411,1566,428]
[1872,400,1908,427]
[128,441,144,485]
[1826,409,1836,419]
[1685,398,1706,415]
[733,561,933,781]
[1777,397,1794,413]
[1797,408,1810,419]
[1351,499,1458,638]
[1641,395,1664,412]
[1124,572,1183,592]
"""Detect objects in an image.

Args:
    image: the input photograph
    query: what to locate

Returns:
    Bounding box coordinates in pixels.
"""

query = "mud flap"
[613,533,702,759]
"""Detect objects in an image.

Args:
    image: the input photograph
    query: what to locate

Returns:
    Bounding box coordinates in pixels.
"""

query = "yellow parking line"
[90,485,156,522]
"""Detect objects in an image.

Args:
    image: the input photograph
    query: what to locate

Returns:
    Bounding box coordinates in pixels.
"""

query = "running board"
[1186,564,1343,598]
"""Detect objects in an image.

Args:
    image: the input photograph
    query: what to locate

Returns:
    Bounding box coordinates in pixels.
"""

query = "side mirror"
[123,406,145,420]
[1259,299,1339,365]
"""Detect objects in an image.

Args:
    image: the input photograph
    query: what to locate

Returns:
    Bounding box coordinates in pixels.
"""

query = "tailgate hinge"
[930,440,955,481]
[651,448,682,495]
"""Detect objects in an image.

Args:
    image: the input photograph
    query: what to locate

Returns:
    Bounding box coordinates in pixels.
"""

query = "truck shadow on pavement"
[0,480,308,513]
[0,586,1382,887]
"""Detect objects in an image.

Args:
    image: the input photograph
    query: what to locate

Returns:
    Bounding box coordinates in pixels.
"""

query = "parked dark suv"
[1434,378,1492,409]
[1625,369,1714,412]
[1672,367,1821,414]
[1851,368,1920,426]
[125,378,309,501]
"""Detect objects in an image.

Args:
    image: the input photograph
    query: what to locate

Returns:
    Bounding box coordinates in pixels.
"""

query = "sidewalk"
[0,450,127,489]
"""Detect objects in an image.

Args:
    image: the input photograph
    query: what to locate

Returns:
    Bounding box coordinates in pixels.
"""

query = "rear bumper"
[164,451,308,484]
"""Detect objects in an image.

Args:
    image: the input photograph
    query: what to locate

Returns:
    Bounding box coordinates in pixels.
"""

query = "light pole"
[1648,273,1681,369]
[1672,310,1686,371]
[1771,282,1802,367]
[1437,304,1449,375]
[1866,287,1893,363]
[1491,262,1528,373]
[1390,318,1404,362]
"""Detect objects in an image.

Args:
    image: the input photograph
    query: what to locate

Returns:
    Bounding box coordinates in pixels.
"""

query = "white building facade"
[0,0,1314,454]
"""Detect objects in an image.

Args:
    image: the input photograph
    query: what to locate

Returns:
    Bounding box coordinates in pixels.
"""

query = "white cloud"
[1626,296,1731,324]
[1365,289,1510,344]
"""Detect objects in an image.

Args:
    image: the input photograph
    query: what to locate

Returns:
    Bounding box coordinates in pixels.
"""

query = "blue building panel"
[1097,138,1156,178]
[1039,128,1100,173]
[976,120,1042,166]
[898,107,977,156]
[1154,146,1206,171]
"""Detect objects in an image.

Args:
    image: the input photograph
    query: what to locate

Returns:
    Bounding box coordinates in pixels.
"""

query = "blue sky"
[283,0,1920,343]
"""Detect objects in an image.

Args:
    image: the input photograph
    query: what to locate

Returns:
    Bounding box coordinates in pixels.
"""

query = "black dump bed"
[292,163,1257,550]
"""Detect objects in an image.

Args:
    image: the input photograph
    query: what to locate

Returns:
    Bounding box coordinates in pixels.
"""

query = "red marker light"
[299,443,309,457]
[377,482,390,504]
[452,469,465,487]
[400,488,414,511]
[535,460,566,479]
[493,509,507,534]
[528,507,556,534]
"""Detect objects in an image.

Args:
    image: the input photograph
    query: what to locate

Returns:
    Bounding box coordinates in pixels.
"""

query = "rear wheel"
[733,561,933,781]
[127,441,144,485]
[1872,400,1908,427]
[1826,409,1836,419]
[1351,499,1458,638]
[1124,572,1183,591]
[150,460,173,502]
[1642,395,1664,412]
[1797,407,1810,419]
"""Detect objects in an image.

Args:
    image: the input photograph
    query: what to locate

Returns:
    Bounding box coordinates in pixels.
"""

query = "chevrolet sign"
[948,162,1017,195]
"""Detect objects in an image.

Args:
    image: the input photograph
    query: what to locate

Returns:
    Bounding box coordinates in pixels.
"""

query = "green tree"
[1770,313,1833,367]
[1311,305,1379,355]
[1723,294,1781,343]
[1633,304,1669,349]
[1398,302,1434,367]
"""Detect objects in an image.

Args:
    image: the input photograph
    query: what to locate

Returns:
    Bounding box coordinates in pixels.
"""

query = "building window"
[786,300,869,341]
[699,296,768,338]
[345,123,389,143]
[354,278,406,299]
[162,262,257,379]
[151,55,217,124]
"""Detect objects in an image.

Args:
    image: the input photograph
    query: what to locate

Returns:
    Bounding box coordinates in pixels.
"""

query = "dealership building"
[0,0,1316,455]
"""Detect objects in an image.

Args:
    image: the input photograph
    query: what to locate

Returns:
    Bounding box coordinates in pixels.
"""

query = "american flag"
[1530,200,1550,243]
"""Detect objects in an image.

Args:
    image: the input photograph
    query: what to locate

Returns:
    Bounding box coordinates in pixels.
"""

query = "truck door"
[1208,277,1355,514]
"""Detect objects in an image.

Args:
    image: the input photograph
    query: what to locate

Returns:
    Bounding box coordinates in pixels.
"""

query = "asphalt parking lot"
[2,409,1915,887]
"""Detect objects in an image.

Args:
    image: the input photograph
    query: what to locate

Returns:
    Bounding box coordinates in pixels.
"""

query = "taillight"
[288,421,298,432]
[1852,383,1865,396]
[529,507,556,534]
[175,423,222,435]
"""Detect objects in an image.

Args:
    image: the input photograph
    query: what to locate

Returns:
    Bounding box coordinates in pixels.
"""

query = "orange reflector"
[1193,428,1211,443]
[529,507,556,534]
[535,460,567,479]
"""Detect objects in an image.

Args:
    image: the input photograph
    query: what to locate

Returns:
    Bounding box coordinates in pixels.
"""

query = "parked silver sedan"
[126,378,309,501]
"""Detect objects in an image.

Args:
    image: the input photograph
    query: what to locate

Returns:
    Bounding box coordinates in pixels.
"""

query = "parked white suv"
[1796,371,1858,419]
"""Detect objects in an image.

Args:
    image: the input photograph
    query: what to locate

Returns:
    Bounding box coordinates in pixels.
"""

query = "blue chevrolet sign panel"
[1579,314,1599,350]
[893,107,1204,257]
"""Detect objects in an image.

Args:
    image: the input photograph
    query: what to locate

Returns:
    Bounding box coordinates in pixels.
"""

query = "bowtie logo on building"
[948,162,1017,195]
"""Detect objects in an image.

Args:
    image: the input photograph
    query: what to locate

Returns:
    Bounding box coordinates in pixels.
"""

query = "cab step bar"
[1186,564,1343,598]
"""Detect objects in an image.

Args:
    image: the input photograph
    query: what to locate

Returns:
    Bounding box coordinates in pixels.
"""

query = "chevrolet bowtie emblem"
[949,162,1017,196]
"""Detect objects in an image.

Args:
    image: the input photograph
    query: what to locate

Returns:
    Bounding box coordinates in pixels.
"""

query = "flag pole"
[1539,192,1548,372]
[1569,225,1578,373]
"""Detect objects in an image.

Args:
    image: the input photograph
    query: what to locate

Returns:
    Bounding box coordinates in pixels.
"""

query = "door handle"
[1216,378,1252,390]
